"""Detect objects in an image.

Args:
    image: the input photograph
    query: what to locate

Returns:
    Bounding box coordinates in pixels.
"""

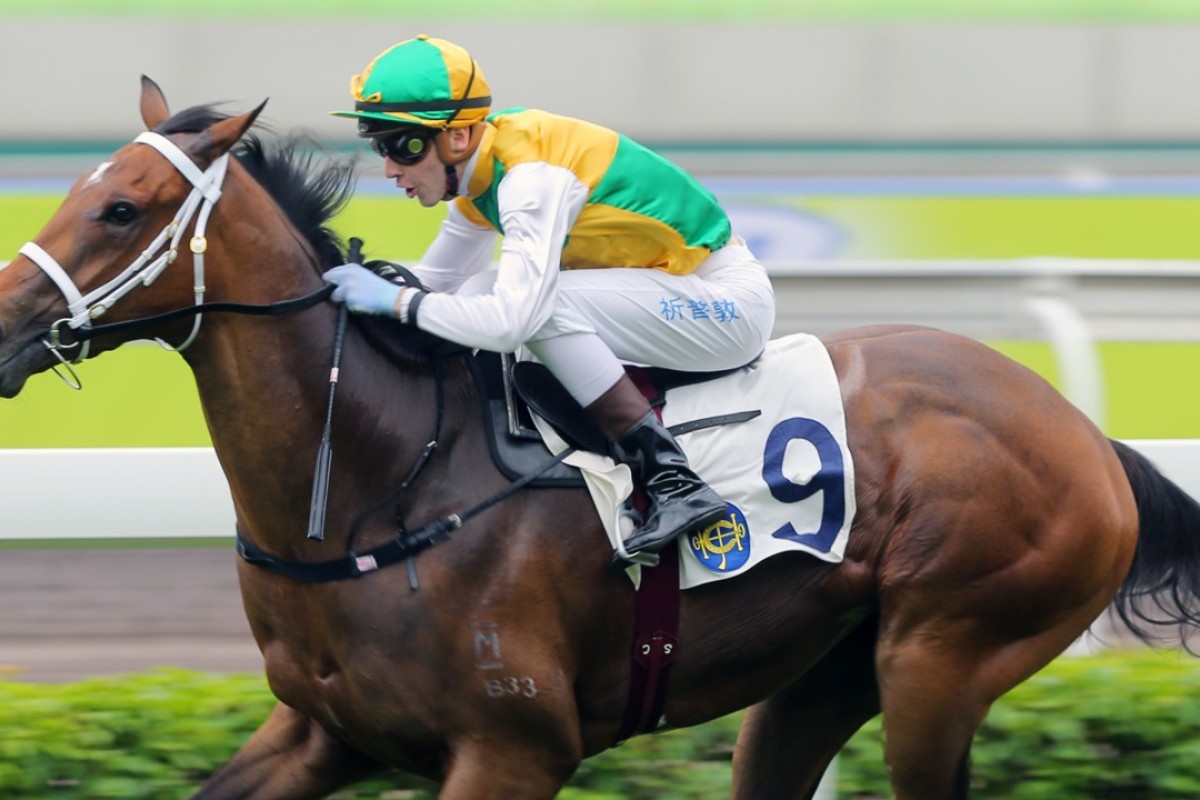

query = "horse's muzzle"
[0,331,54,398]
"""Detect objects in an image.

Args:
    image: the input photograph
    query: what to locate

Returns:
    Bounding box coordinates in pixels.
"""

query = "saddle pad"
[531,333,857,589]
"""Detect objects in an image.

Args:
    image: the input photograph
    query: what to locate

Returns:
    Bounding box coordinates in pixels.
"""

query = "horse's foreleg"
[731,618,880,800]
[192,702,384,800]
[437,727,582,800]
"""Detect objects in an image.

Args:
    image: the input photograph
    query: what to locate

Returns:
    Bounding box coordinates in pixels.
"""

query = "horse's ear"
[192,99,268,163]
[139,75,170,130]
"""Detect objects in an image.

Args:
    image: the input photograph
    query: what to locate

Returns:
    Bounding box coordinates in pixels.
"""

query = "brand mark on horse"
[472,621,503,670]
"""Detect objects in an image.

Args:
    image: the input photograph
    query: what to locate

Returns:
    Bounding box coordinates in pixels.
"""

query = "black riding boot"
[586,375,728,558]
[613,411,728,556]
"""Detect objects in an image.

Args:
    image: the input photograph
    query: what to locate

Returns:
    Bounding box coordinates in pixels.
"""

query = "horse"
[3,77,1200,800]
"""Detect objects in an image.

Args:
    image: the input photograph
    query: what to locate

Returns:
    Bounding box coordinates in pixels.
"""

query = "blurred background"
[2,0,1200,671]
[2,4,1200,798]
[5,0,1200,446]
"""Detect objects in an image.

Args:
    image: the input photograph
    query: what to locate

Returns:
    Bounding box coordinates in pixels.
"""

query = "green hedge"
[2,650,1200,799]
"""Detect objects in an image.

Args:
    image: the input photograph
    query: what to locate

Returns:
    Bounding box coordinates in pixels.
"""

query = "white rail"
[767,258,1200,429]
[2,256,1199,538]
[0,440,1196,541]
[0,448,232,539]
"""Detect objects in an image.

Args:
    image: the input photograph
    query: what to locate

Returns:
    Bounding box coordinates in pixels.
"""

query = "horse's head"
[0,76,264,397]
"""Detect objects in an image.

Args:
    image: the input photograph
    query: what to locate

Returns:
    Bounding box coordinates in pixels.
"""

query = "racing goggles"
[370,128,438,165]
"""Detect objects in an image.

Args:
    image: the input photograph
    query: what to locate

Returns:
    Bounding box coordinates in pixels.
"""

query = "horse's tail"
[1110,439,1200,649]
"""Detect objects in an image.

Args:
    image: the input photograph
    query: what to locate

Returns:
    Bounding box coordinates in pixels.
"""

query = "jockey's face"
[382,132,450,208]
[382,126,475,207]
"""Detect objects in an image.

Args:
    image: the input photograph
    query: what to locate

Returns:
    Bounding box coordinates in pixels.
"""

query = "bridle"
[17,131,230,385]
[16,130,334,389]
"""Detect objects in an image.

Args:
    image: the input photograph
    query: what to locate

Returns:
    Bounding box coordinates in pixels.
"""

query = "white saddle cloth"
[531,333,857,590]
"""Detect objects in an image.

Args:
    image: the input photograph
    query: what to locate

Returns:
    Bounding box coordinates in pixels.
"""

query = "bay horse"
[3,78,1200,800]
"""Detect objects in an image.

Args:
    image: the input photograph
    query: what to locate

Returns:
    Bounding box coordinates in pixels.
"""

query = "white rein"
[18,131,230,387]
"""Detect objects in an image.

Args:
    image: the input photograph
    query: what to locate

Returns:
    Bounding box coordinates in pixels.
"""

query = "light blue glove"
[323,263,402,317]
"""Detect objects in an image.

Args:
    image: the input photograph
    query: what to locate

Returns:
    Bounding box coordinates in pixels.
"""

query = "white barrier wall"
[4,21,1200,143]
[0,448,233,539]
[1,440,1196,540]
[1,258,1197,539]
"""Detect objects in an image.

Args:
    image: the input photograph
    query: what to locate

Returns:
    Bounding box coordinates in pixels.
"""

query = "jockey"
[325,35,776,560]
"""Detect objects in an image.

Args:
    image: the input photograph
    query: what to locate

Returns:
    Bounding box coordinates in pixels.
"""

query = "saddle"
[364,257,750,488]
[468,352,584,487]
[468,351,748,488]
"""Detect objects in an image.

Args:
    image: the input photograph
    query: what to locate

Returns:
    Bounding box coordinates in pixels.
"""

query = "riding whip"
[307,236,360,540]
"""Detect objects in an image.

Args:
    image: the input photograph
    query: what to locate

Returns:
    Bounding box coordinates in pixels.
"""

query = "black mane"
[154,104,460,366]
[155,104,355,268]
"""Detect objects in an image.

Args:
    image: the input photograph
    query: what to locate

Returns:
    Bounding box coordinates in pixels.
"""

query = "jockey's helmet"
[332,35,491,134]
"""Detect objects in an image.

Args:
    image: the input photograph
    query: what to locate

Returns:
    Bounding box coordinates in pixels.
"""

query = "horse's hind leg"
[875,599,1110,799]
[192,702,384,799]
[732,619,880,800]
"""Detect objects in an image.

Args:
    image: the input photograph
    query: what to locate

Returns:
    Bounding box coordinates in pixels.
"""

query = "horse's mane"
[156,104,467,370]
[155,104,353,268]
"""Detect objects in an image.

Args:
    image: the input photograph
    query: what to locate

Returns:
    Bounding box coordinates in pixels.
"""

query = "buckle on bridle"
[47,318,76,351]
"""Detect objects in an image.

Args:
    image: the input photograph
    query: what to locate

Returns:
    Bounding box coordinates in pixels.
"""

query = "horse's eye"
[102,201,140,227]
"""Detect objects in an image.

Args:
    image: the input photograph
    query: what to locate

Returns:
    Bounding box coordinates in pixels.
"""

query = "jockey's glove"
[324,262,427,323]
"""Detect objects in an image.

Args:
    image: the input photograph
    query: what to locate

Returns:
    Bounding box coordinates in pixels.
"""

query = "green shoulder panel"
[591,135,730,251]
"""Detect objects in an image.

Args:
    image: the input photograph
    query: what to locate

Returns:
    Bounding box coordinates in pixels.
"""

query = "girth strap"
[616,544,681,743]
[236,410,759,584]
[615,368,685,744]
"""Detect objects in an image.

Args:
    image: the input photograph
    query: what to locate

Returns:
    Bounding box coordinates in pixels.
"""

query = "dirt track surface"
[0,548,263,683]
[0,547,1162,685]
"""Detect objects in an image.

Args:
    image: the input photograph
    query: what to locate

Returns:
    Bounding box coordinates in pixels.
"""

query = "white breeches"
[458,239,776,406]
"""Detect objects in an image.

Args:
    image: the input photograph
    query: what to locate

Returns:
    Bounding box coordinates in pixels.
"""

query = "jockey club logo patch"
[687,503,750,573]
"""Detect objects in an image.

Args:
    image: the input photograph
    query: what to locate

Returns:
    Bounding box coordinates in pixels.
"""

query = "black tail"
[1110,439,1200,649]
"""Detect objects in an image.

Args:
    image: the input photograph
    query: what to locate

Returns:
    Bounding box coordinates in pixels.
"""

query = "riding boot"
[585,376,728,558]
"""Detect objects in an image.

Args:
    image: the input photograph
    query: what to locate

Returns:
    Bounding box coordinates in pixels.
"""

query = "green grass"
[799,196,1200,260]
[991,341,1200,439]
[13,193,1200,268]
[4,188,1200,444]
[3,339,1196,447]
[7,0,1200,22]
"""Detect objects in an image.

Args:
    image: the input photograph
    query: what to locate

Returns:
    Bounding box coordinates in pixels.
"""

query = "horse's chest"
[249,606,446,742]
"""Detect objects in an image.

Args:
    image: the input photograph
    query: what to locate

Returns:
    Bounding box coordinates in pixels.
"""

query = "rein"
[237,394,759,588]
[237,351,581,588]
[66,284,335,342]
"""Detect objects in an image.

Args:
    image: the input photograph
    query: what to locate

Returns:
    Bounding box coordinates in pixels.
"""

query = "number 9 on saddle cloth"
[471,338,857,589]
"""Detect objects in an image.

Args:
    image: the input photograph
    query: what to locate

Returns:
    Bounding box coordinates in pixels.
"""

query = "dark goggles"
[370,128,437,165]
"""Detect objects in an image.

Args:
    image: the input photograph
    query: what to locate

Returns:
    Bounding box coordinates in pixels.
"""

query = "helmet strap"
[435,123,487,199]
[443,163,460,199]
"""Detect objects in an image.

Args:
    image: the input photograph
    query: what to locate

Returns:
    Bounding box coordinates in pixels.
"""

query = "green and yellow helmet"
[332,35,491,133]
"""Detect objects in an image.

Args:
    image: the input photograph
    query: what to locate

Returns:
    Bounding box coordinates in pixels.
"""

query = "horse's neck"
[178,180,465,548]
[182,256,472,556]
[183,178,329,462]
[188,300,468,551]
